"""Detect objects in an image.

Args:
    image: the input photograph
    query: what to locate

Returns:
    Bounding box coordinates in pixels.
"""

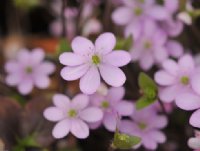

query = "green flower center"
[138,0,145,3]
[25,66,33,73]
[180,76,189,85]
[138,122,147,130]
[68,109,77,118]
[134,7,143,16]
[144,41,152,49]
[92,55,101,65]
[101,101,110,109]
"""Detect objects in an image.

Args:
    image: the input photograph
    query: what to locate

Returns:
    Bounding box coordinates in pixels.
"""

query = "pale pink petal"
[17,49,30,63]
[80,66,100,94]
[34,75,50,89]
[71,36,94,55]
[153,29,167,46]
[95,33,116,55]
[71,94,89,110]
[59,52,85,66]
[106,87,125,102]
[130,47,142,61]
[99,64,125,87]
[164,0,179,13]
[43,107,64,122]
[30,48,45,64]
[150,115,168,129]
[103,112,117,131]
[162,59,178,76]
[188,137,200,149]
[36,62,55,74]
[154,47,168,63]
[155,71,175,86]
[143,135,158,150]
[178,54,195,70]
[124,21,141,40]
[159,85,180,102]
[53,94,70,108]
[176,93,200,110]
[104,51,131,67]
[191,74,200,95]
[52,119,70,138]
[60,64,89,81]
[5,61,20,73]
[80,107,103,122]
[139,52,154,70]
[6,73,22,86]
[115,101,134,116]
[18,79,33,95]
[149,130,166,143]
[71,119,89,139]
[148,6,168,20]
[165,40,183,58]
[112,7,133,25]
[190,109,200,128]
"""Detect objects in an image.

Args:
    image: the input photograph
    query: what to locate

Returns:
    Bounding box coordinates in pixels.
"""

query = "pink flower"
[164,40,183,58]
[120,104,168,150]
[155,54,200,111]
[43,93,103,139]
[130,20,168,70]
[190,109,200,128]
[112,0,168,39]
[89,86,134,131]
[59,33,131,94]
[188,130,200,150]
[5,48,55,95]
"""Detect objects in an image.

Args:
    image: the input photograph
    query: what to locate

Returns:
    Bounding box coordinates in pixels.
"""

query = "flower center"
[134,7,143,16]
[144,41,152,49]
[68,109,77,118]
[138,122,147,130]
[25,66,33,74]
[180,76,189,85]
[92,55,101,65]
[101,101,110,109]
[138,0,145,3]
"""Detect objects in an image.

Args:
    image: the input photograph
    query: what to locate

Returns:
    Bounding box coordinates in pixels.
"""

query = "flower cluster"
[112,0,184,70]
[5,48,55,95]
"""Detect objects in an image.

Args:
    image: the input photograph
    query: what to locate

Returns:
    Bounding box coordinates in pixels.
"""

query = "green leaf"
[136,95,157,110]
[112,130,141,149]
[138,72,157,92]
[115,36,133,50]
[56,39,71,55]
[14,0,40,10]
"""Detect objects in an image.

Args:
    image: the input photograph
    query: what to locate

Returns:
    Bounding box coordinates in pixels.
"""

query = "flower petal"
[30,48,45,64]
[17,79,33,95]
[53,94,70,108]
[80,66,100,94]
[188,137,200,149]
[106,87,125,102]
[191,74,200,95]
[155,71,175,86]
[17,49,30,63]
[36,62,55,75]
[165,40,183,58]
[139,52,154,70]
[95,33,116,55]
[71,94,89,110]
[34,75,50,89]
[111,7,133,25]
[5,61,20,73]
[162,59,178,76]
[59,52,85,66]
[99,64,125,87]
[43,107,64,122]
[52,119,70,138]
[115,101,134,116]
[148,6,168,20]
[150,115,168,129]
[104,51,131,67]
[149,130,166,143]
[71,119,89,139]
[178,54,195,71]
[103,112,117,131]
[190,109,200,128]
[176,93,200,110]
[80,107,103,122]
[6,73,22,86]
[61,64,89,81]
[72,36,94,55]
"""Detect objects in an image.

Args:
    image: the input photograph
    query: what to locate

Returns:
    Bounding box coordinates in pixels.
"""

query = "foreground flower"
[59,32,131,94]
[43,94,103,139]
[155,54,200,110]
[89,86,134,131]
[120,104,168,150]
[188,130,200,151]
[5,48,55,95]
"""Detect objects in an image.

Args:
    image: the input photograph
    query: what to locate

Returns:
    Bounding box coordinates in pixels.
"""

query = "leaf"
[112,130,141,149]
[56,39,71,55]
[138,72,157,92]
[115,36,133,50]
[136,96,157,110]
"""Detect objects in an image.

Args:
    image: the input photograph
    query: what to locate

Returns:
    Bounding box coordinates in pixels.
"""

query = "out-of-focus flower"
[120,104,168,150]
[112,0,168,39]
[89,86,134,131]
[5,48,55,95]
[43,94,103,139]
[188,130,200,150]
[190,109,200,128]
[82,18,102,36]
[130,21,168,70]
[155,54,200,111]
[164,40,183,58]
[194,54,200,66]
[59,33,131,94]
